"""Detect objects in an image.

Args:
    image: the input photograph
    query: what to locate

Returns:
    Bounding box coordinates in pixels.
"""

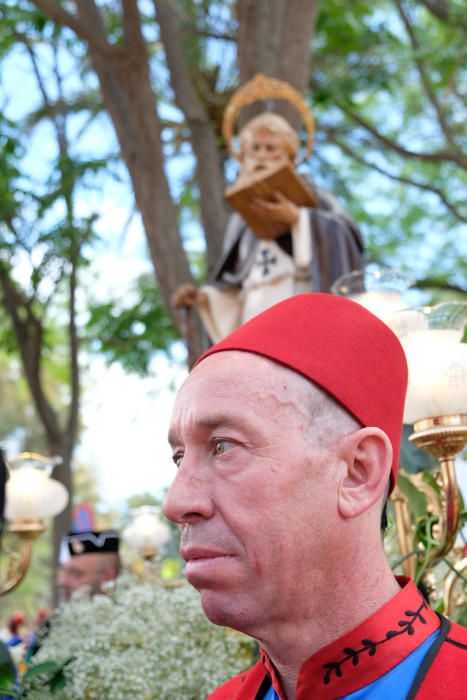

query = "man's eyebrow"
[168,415,250,447]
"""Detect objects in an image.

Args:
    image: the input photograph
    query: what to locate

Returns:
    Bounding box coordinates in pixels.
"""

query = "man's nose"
[163,463,214,525]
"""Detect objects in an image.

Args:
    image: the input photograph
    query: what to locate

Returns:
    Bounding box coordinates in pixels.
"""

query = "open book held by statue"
[174,74,365,344]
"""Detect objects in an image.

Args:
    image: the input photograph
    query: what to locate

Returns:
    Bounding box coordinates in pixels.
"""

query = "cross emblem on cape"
[259,247,277,277]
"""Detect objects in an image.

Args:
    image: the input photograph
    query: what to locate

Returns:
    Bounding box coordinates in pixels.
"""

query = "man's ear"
[336,427,392,520]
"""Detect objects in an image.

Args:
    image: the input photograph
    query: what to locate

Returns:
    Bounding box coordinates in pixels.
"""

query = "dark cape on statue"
[210,182,365,294]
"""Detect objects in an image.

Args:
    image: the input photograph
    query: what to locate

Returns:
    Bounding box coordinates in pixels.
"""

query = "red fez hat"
[196,293,407,490]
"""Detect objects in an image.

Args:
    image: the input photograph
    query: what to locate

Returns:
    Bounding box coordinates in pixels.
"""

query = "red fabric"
[208,662,265,700]
[416,620,467,699]
[207,578,442,699]
[197,293,407,489]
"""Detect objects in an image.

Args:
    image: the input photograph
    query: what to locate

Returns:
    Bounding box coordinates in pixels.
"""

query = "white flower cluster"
[25,575,254,699]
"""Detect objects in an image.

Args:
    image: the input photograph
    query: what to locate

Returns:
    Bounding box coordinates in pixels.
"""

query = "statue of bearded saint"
[174,112,365,344]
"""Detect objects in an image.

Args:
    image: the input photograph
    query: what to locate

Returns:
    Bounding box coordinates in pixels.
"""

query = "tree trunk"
[76,0,205,356]
[29,0,321,358]
[155,0,229,273]
[237,0,319,128]
[49,442,74,606]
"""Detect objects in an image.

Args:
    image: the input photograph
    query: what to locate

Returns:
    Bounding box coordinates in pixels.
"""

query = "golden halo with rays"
[222,73,315,164]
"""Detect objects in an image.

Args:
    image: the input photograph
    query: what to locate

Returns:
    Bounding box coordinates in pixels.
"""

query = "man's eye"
[172,452,183,468]
[213,439,229,456]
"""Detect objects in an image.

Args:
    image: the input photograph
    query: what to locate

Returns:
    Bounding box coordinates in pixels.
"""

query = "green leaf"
[397,473,428,519]
[50,668,68,693]
[22,661,62,681]
[0,641,15,692]
[421,470,441,496]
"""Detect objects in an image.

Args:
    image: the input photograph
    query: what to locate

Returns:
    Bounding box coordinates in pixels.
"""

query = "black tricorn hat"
[60,530,120,563]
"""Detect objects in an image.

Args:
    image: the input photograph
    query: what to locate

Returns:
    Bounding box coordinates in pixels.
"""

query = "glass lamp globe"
[124,506,171,559]
[332,269,414,324]
[5,453,68,537]
[390,301,467,424]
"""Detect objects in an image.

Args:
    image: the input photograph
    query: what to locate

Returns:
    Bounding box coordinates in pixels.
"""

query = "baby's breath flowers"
[23,574,254,699]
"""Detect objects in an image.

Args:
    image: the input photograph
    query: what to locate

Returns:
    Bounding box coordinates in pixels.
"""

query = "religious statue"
[174,74,365,344]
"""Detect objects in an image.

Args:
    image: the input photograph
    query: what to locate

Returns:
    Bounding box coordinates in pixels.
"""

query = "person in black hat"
[57,530,120,602]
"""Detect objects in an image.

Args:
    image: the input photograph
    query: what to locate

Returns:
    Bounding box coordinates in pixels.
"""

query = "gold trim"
[412,414,467,433]
[8,519,45,540]
[409,419,467,460]
[0,539,33,596]
[222,73,315,163]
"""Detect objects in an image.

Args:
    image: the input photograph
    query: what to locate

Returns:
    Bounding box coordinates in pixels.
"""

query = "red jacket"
[208,578,467,699]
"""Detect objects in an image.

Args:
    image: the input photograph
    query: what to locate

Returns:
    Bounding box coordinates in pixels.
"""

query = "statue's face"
[240,127,290,174]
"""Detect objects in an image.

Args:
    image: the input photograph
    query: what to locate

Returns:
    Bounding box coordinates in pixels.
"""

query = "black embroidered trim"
[405,613,449,700]
[446,637,467,651]
[322,597,429,685]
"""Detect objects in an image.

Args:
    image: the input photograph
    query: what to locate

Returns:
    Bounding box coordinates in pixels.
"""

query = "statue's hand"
[248,191,299,237]
[172,283,208,308]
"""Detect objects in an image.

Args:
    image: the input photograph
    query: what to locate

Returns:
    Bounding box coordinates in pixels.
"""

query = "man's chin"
[198,589,255,634]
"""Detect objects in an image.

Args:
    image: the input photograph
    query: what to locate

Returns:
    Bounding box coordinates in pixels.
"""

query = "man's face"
[57,554,111,602]
[241,128,290,175]
[163,352,339,638]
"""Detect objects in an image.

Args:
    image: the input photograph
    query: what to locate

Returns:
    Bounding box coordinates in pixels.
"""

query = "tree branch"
[393,0,458,149]
[66,240,80,445]
[334,98,467,170]
[413,279,467,294]
[29,0,114,57]
[155,0,228,270]
[122,0,147,58]
[0,266,62,445]
[15,32,67,152]
[416,0,467,29]
[324,127,467,224]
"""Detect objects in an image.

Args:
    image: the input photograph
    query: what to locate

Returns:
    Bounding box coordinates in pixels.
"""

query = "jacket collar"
[260,577,440,700]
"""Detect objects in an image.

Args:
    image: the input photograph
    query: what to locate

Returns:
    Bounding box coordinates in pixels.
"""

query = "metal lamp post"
[1,452,68,595]
[390,302,467,607]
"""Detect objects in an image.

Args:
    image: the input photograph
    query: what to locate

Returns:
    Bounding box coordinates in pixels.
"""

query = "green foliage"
[397,472,428,520]
[85,274,180,375]
[311,0,466,291]
[0,641,15,696]
[21,660,70,696]
[0,353,47,450]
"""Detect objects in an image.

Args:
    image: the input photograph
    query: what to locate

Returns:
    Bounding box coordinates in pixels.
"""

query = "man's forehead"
[186,350,294,387]
[63,553,99,569]
[173,351,310,422]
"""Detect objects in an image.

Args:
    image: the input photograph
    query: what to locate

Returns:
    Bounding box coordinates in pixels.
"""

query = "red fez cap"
[196,293,407,490]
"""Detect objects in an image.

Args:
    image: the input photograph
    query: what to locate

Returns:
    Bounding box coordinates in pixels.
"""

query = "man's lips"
[181,547,236,579]
[181,547,233,563]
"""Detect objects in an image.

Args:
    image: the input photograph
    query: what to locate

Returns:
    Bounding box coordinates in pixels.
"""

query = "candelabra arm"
[434,457,462,563]
[408,415,466,570]
[392,491,417,579]
[0,540,33,596]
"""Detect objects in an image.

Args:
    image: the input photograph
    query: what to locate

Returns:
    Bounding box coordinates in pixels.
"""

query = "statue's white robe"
[199,183,364,343]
